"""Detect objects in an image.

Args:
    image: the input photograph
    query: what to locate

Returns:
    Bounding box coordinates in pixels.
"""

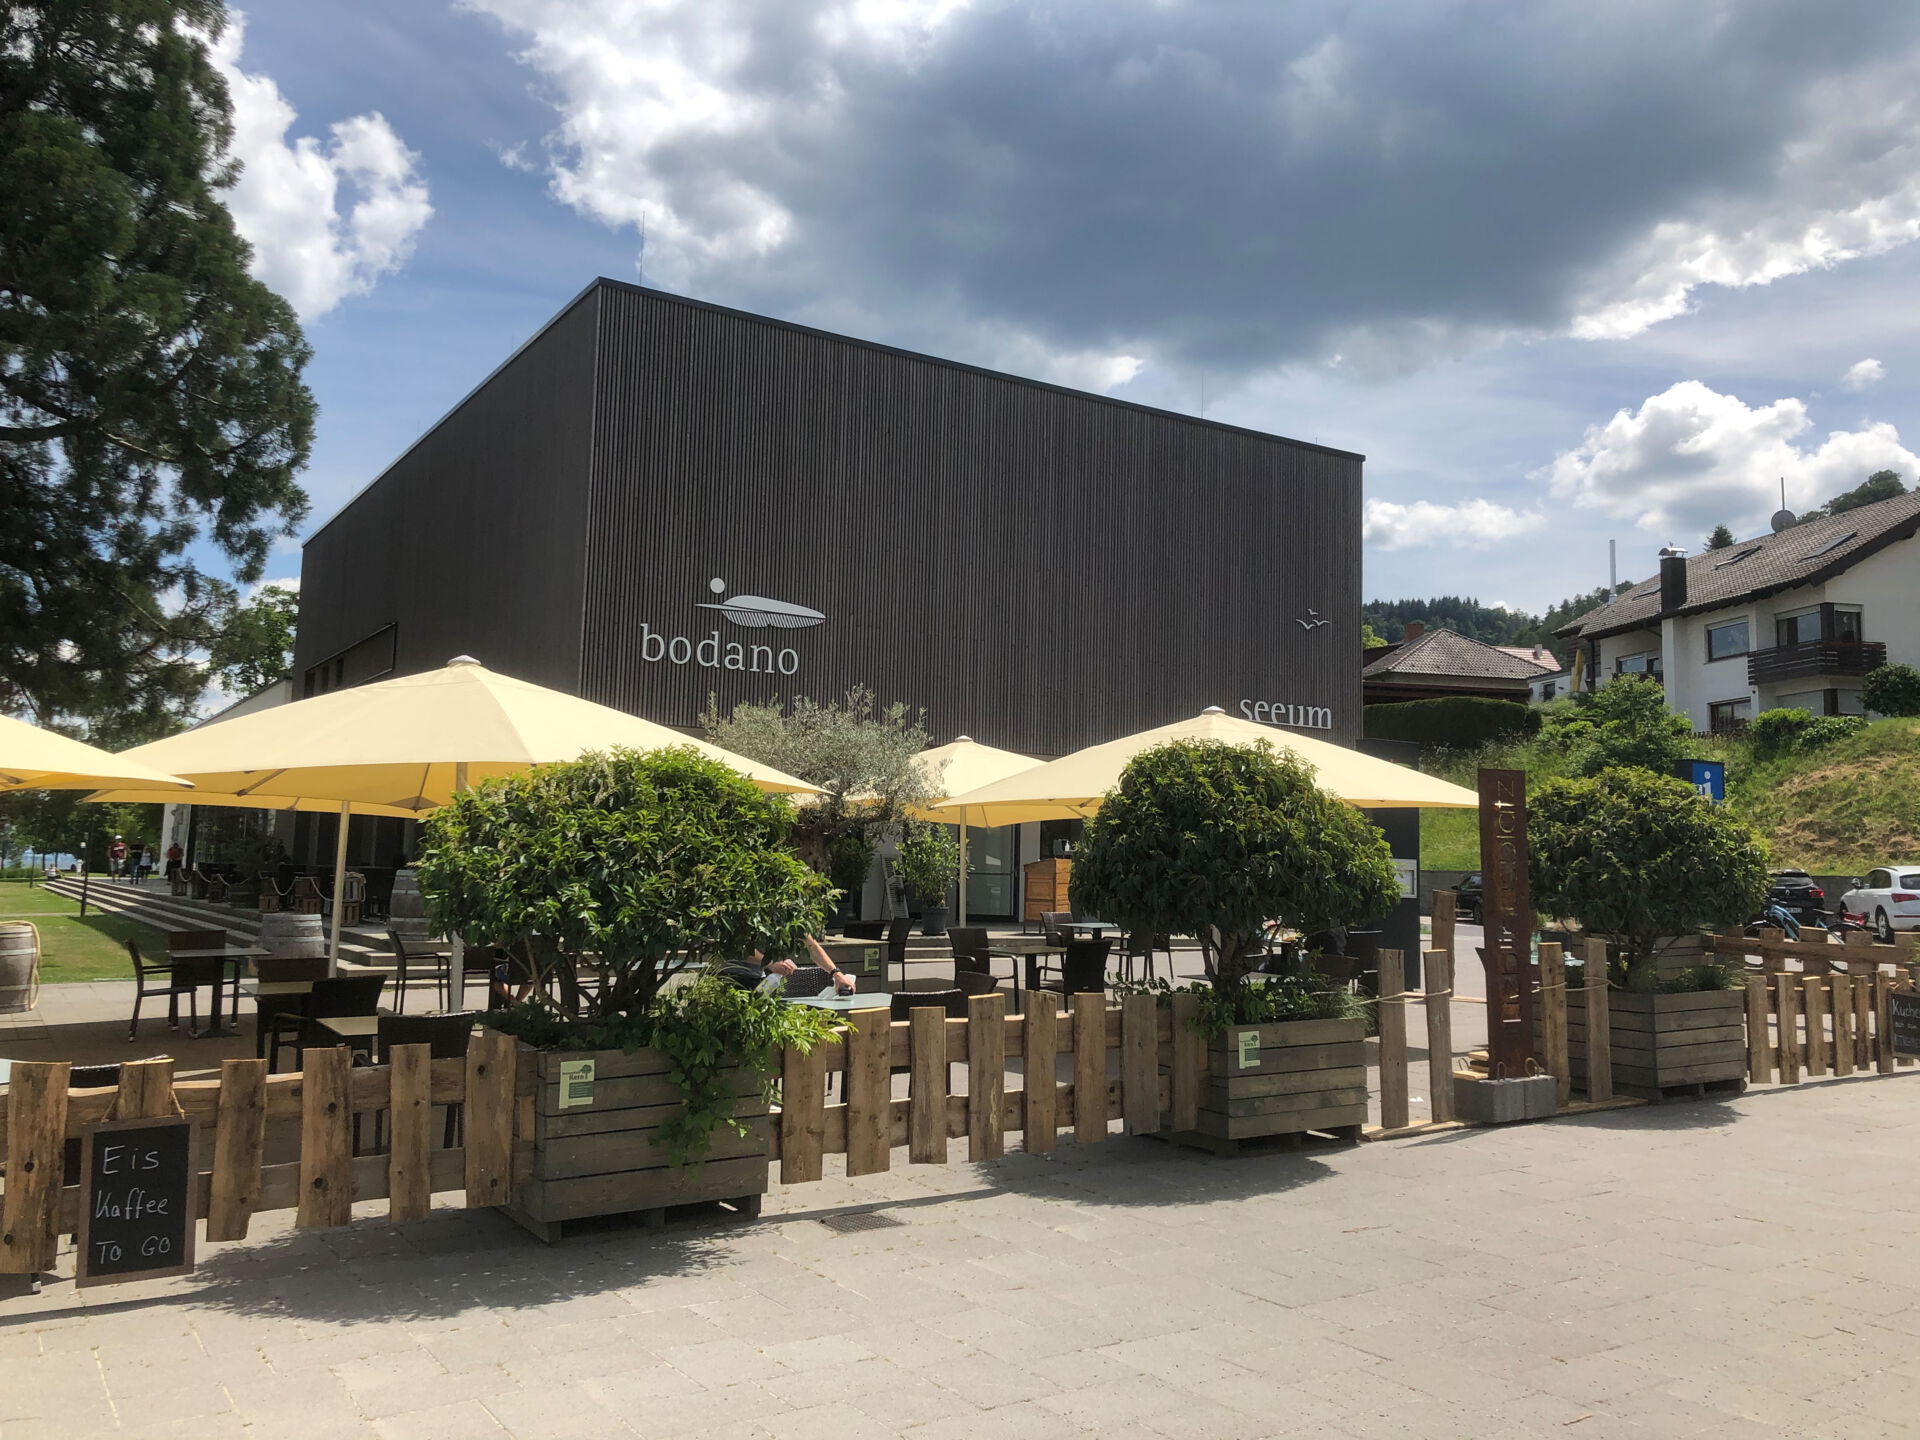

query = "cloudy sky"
[222,0,1920,612]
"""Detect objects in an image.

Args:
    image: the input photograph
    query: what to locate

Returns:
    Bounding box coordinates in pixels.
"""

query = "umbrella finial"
[954,735,973,744]
[1200,706,1225,715]
[447,655,482,667]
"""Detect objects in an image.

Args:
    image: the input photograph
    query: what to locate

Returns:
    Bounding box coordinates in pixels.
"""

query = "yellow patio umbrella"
[0,713,192,793]
[906,736,1042,926]
[934,706,1479,826]
[84,789,421,819]
[110,657,820,966]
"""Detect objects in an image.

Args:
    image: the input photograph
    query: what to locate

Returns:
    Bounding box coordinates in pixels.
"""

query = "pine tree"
[1706,524,1735,550]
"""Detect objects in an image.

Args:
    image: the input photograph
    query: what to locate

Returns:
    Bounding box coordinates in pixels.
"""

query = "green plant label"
[1236,1029,1260,1069]
[558,1058,596,1109]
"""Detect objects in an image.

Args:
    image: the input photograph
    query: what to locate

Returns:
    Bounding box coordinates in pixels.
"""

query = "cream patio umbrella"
[110,657,819,967]
[0,713,192,794]
[934,706,1479,826]
[906,736,1042,926]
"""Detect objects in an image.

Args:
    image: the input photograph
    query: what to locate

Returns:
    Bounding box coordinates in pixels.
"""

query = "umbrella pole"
[958,820,968,927]
[450,762,468,1008]
[327,800,350,975]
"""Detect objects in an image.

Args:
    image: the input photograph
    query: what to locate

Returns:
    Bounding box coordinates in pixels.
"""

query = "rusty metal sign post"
[1477,768,1536,1078]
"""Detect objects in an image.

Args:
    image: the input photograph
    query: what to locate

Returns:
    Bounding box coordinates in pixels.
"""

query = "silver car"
[1842,865,1920,942]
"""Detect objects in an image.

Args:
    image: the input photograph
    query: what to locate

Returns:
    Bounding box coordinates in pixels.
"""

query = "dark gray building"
[297,281,1362,755]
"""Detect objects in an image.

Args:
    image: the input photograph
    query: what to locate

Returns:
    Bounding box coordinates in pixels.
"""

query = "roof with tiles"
[1362,627,1559,682]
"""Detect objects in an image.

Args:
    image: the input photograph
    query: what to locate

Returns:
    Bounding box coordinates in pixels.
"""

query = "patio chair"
[884,916,913,987]
[1118,931,1173,984]
[1035,939,1112,998]
[353,1011,482,1153]
[948,927,1020,995]
[387,927,454,1014]
[123,938,197,1040]
[168,928,242,1022]
[1039,911,1073,946]
[266,973,386,1073]
[891,988,967,1090]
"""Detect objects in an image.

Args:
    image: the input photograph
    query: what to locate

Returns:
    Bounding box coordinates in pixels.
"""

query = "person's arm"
[803,934,855,992]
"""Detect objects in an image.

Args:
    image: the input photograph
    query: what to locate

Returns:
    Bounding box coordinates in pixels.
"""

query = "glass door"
[965,825,1017,920]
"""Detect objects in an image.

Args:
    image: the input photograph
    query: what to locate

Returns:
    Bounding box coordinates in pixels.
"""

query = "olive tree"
[1071,740,1398,1011]
[1530,766,1768,989]
[416,746,832,1014]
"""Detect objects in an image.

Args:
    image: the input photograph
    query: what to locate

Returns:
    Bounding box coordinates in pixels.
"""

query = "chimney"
[1403,621,1425,642]
[1659,552,1688,613]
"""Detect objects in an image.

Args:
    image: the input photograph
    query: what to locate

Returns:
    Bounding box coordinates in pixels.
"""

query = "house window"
[1831,607,1863,643]
[1616,651,1663,679]
[1706,619,1749,661]
[1709,699,1751,732]
[1776,610,1821,646]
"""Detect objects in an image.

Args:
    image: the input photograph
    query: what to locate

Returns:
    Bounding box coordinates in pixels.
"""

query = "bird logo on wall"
[696,578,827,630]
[1295,609,1330,631]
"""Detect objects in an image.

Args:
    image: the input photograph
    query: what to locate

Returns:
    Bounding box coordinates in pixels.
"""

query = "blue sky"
[222,1,1920,614]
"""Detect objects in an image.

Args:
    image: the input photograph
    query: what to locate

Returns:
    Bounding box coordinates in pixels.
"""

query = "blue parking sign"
[1681,759,1725,803]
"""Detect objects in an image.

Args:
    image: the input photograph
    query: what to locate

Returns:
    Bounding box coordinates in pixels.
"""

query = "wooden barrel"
[389,868,431,942]
[228,875,261,909]
[0,921,40,1013]
[257,911,326,963]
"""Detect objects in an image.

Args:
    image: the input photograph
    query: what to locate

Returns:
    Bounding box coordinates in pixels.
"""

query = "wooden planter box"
[1565,986,1746,1099]
[1167,1018,1367,1150]
[505,1047,770,1242]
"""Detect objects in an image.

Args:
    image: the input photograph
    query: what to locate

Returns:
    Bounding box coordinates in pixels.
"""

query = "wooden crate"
[1022,858,1071,923]
[1166,1018,1367,1146]
[505,1047,770,1241]
[1565,986,1746,1099]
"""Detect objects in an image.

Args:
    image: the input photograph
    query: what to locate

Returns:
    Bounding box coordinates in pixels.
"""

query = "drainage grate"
[818,1210,904,1234]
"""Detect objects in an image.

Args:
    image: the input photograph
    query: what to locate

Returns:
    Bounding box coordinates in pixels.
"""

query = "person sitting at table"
[719,934,857,995]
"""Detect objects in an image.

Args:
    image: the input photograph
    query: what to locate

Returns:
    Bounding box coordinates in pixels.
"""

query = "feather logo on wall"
[696,578,827,630]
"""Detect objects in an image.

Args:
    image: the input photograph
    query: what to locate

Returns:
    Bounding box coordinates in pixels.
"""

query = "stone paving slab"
[5,1067,1920,1438]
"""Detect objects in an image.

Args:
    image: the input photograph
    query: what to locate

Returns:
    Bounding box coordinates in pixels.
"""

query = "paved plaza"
[5,1060,1919,1440]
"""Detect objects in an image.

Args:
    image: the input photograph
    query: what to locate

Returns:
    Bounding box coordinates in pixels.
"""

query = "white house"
[1558,491,1920,731]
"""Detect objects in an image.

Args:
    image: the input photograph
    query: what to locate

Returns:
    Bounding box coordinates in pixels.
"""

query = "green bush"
[1748,706,1813,759]
[1863,663,1920,717]
[1799,715,1868,750]
[1071,739,1398,1021]
[894,821,959,905]
[1543,675,1691,777]
[1363,696,1541,749]
[1530,766,1769,989]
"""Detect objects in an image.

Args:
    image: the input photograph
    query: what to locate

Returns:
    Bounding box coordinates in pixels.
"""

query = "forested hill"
[1363,585,1635,664]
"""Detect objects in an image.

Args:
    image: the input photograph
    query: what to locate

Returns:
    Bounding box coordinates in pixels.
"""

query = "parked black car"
[1453,872,1483,922]
[1767,869,1829,925]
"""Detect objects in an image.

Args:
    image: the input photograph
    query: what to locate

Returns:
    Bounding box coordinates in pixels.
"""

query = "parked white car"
[1842,865,1920,942]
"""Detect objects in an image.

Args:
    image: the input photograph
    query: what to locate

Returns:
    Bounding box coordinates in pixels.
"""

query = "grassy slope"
[1412,722,1910,872]
[0,880,173,983]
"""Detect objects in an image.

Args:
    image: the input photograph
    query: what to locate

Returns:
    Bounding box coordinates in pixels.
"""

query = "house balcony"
[1746,640,1886,686]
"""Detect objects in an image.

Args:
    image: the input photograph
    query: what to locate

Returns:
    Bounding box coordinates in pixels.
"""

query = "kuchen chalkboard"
[76,1116,197,1288]
[1890,992,1920,1060]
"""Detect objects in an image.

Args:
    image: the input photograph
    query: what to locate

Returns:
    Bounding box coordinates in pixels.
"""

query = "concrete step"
[41,877,397,968]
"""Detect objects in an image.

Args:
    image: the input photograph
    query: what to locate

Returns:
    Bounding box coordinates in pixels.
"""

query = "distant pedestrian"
[107,835,127,880]
[165,842,183,882]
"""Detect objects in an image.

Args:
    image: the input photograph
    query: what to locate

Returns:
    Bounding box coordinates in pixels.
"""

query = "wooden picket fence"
[1701,931,1920,1085]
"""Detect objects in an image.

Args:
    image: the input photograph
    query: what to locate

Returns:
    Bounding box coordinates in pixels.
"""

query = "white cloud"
[209,15,433,319]
[1542,381,1920,538]
[1362,497,1545,551]
[1842,358,1887,391]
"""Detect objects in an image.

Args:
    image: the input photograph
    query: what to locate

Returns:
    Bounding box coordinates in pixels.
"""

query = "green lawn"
[0,880,172,983]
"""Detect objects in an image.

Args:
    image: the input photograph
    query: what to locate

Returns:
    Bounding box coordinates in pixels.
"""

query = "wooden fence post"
[298,1047,354,1230]
[967,993,1006,1162]
[1121,994,1159,1136]
[1583,939,1612,1103]
[1830,975,1855,1078]
[1424,948,1455,1124]
[1744,977,1772,1084]
[206,1058,268,1241]
[1168,991,1203,1134]
[1801,976,1828,1077]
[1431,889,1457,967]
[1875,971,1897,1075]
[1377,949,1409,1131]
[779,1040,827,1185]
[1539,941,1569,1110]
[1775,972,1801,1085]
[110,1057,180,1121]
[0,1061,69,1274]
[1024,990,1059,1153]
[1072,994,1107,1144]
[462,1028,515,1209]
[385,1043,432,1224]
[908,1007,948,1164]
[843,1009,892,1175]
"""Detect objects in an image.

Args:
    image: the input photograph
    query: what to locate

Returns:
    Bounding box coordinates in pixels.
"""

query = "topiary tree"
[1545,675,1691,776]
[1863,663,1920,717]
[417,746,832,1014]
[1747,706,1813,760]
[894,821,959,907]
[1530,767,1768,989]
[1071,740,1398,1015]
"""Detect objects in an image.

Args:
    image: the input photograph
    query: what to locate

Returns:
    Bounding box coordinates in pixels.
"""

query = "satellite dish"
[1770,509,1797,533]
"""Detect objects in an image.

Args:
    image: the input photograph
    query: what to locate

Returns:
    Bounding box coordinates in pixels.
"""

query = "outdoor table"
[311,1013,382,1062]
[241,978,318,1059]
[170,946,269,1038]
[1063,919,1118,938]
[789,990,891,1012]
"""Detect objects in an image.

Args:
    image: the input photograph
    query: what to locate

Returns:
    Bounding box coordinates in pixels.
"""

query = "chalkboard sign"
[1890,992,1920,1059]
[76,1116,197,1288]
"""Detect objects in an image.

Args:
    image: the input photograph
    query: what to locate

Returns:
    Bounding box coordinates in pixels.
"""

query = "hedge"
[1363,696,1542,749]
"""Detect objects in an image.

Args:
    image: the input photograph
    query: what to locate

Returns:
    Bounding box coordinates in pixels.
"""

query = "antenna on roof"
[1608,538,1617,592]
[1770,476,1798,533]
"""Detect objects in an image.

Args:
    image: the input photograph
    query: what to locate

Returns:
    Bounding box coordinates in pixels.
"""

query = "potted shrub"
[1531,766,1767,1099]
[895,821,959,936]
[417,747,838,1238]
[826,829,877,930]
[1072,740,1398,1147]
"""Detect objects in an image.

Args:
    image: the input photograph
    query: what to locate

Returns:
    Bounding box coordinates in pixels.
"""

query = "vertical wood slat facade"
[297,281,1364,759]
